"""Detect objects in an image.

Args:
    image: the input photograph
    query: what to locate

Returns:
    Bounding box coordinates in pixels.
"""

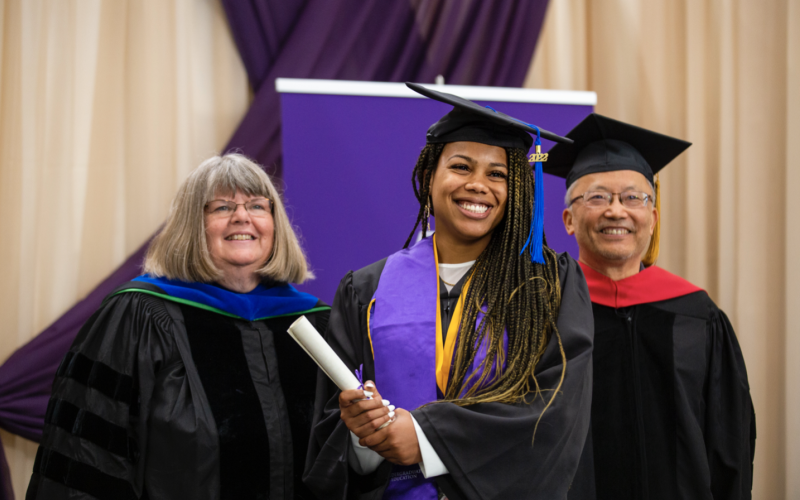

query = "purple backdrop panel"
[281,92,592,304]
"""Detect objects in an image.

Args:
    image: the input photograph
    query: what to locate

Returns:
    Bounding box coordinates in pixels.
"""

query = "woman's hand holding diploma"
[359,409,423,466]
[339,382,421,466]
[339,381,395,439]
[288,316,420,466]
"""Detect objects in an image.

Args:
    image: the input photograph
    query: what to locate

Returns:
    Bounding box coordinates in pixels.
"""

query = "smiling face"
[563,169,657,273]
[429,141,508,259]
[205,190,275,279]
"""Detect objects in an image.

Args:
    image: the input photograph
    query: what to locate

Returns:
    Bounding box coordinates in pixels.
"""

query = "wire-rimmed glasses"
[569,191,652,209]
[204,198,273,218]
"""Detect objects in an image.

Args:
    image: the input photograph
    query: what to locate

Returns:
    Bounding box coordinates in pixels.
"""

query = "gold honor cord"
[433,234,470,395]
[365,298,376,359]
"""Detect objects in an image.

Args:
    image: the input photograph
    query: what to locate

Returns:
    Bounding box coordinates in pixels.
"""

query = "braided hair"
[404,144,566,419]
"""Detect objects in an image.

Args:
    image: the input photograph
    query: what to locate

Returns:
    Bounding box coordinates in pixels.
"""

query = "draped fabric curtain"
[0,1,249,497]
[0,0,550,497]
[221,0,549,174]
[527,1,800,498]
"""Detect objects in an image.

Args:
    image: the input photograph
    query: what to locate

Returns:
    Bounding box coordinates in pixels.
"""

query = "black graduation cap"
[543,113,691,188]
[406,82,573,151]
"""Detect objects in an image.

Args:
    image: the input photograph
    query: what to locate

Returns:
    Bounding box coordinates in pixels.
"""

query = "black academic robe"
[304,253,594,500]
[26,282,329,500]
[568,267,756,500]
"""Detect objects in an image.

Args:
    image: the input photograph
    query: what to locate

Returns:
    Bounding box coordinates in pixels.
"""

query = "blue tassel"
[531,154,545,264]
[483,105,546,264]
[520,128,546,264]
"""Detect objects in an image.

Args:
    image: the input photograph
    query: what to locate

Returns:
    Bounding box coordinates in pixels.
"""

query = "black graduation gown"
[26,282,329,500]
[568,289,756,499]
[304,253,594,500]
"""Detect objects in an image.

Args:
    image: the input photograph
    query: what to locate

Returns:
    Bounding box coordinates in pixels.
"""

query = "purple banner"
[281,90,592,303]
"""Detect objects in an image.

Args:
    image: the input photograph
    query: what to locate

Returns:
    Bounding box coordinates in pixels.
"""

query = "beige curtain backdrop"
[0,0,249,496]
[526,0,799,498]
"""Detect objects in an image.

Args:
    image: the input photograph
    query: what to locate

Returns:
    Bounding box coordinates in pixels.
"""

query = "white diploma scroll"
[287,315,362,391]
[288,316,393,429]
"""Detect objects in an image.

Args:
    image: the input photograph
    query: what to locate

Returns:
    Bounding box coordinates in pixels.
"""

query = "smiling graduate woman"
[26,154,330,500]
[304,85,595,500]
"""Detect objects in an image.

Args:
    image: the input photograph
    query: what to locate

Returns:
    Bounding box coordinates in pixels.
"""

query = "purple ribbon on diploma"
[355,364,364,390]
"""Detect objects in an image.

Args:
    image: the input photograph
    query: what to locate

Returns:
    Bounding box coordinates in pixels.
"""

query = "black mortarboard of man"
[543,113,691,188]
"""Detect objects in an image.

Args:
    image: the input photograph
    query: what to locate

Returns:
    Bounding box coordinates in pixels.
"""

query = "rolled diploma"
[287,315,362,391]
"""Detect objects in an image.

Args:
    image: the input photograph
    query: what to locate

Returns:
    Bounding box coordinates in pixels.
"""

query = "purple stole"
[370,237,506,499]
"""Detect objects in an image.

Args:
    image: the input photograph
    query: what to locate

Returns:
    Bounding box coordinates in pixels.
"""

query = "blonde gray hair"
[144,153,313,284]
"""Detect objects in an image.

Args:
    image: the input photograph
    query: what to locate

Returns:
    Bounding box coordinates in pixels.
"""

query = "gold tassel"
[642,174,660,267]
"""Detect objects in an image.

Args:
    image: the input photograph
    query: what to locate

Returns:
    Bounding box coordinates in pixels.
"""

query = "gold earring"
[423,202,430,221]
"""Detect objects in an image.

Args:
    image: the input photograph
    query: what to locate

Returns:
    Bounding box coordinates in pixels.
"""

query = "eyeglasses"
[569,191,653,209]
[204,198,273,218]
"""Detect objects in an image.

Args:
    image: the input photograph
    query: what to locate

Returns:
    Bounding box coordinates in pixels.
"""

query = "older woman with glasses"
[27,154,329,500]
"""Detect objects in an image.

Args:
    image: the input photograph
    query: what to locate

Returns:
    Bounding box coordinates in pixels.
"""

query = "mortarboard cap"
[406,82,573,151]
[543,113,691,188]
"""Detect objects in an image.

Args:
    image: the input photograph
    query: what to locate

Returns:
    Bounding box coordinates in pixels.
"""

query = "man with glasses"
[544,114,755,500]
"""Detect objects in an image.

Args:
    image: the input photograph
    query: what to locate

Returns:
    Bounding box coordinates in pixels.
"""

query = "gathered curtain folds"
[220,0,550,175]
[0,0,550,497]
[528,0,800,498]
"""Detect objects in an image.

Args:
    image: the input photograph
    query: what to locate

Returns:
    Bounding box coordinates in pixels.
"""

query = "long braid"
[403,144,444,249]
[406,146,564,412]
